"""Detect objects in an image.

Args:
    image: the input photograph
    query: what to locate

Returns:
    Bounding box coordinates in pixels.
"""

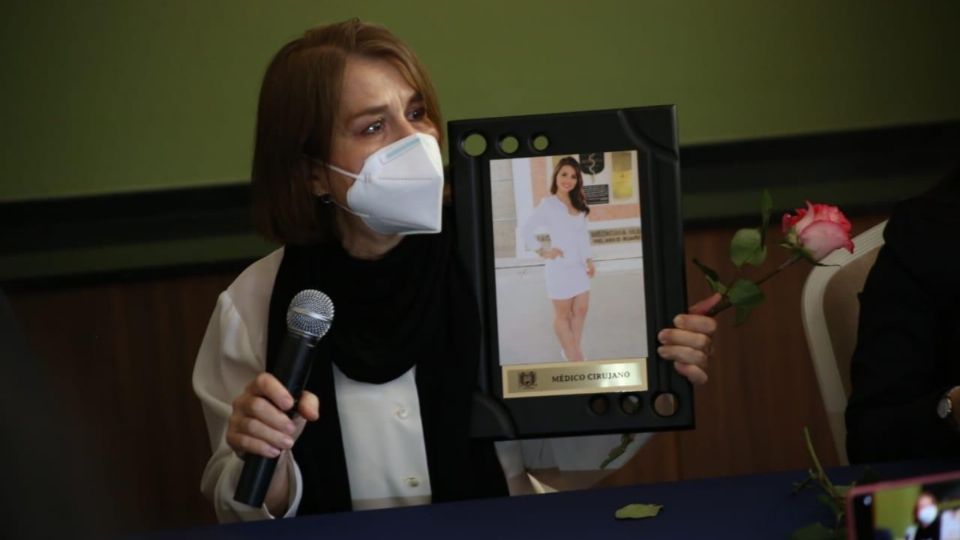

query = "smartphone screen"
[848,470,960,539]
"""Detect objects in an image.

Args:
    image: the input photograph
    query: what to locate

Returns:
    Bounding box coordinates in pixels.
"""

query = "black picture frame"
[450,106,692,439]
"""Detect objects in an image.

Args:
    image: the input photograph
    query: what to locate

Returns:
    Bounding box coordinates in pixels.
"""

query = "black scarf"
[266,223,508,514]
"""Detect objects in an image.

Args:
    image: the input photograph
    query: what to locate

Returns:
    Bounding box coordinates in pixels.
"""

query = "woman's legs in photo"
[569,291,590,360]
[552,298,584,361]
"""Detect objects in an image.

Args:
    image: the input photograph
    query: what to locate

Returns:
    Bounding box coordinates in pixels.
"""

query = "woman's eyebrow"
[344,104,389,123]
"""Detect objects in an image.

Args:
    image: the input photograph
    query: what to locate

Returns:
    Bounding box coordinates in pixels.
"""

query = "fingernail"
[657,330,666,343]
[673,315,683,326]
[287,422,296,434]
[268,447,281,458]
[657,346,666,356]
[283,436,294,448]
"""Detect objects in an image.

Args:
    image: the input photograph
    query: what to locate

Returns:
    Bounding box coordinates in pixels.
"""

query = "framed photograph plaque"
[450,106,691,439]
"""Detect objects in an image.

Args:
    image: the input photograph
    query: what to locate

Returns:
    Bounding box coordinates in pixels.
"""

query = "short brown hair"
[251,19,443,245]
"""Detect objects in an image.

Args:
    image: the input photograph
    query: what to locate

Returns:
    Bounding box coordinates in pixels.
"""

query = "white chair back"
[801,220,887,465]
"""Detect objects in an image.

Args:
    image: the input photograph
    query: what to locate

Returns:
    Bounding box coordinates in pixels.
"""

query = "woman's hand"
[227,373,320,459]
[538,247,564,260]
[656,293,721,385]
[586,259,596,278]
[227,373,320,514]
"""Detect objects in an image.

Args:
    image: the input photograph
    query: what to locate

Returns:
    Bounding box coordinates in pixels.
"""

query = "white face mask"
[326,132,444,236]
[918,505,939,527]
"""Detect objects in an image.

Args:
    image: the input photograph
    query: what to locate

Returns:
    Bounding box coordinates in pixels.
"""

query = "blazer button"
[395,406,409,420]
[406,476,421,488]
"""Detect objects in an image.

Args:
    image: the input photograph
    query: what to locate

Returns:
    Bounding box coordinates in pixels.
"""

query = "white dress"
[192,247,649,522]
[521,195,592,300]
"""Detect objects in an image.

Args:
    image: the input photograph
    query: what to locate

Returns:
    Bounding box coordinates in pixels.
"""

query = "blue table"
[132,461,960,539]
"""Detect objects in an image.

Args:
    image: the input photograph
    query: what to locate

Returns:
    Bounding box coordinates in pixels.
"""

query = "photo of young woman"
[520,156,594,362]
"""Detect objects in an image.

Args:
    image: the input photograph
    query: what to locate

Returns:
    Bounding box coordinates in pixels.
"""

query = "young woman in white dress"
[522,157,595,362]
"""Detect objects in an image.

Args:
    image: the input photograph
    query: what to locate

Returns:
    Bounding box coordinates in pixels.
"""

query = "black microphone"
[234,289,334,508]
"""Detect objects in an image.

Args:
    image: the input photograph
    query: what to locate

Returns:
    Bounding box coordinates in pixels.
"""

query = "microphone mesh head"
[286,289,334,340]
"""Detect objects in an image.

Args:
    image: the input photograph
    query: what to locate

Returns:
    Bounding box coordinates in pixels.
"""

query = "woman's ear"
[308,158,330,197]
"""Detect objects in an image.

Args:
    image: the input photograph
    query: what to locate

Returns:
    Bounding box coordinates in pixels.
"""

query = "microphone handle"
[234,333,316,508]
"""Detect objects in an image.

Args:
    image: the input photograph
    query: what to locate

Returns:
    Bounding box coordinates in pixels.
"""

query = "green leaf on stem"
[692,257,727,294]
[730,227,767,268]
[728,279,764,326]
[727,279,764,308]
[599,433,635,470]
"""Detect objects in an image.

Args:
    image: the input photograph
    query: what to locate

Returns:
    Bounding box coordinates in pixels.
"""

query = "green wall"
[2,0,958,202]
[875,485,921,539]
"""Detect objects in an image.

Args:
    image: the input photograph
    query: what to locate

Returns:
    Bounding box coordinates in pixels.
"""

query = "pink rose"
[781,202,854,261]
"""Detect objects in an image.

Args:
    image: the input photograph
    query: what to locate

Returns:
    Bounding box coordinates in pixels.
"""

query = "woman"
[909,492,943,540]
[521,157,594,361]
[193,19,718,522]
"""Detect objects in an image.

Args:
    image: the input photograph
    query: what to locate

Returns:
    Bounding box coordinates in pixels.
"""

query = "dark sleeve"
[845,199,960,463]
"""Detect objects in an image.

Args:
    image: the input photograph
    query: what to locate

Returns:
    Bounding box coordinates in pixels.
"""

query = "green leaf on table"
[730,227,767,268]
[790,521,836,540]
[614,503,663,520]
[692,257,727,294]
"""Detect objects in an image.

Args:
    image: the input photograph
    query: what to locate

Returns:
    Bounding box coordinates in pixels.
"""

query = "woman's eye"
[408,107,426,121]
[362,120,384,135]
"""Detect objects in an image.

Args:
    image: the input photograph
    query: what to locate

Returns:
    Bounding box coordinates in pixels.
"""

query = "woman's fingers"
[658,343,709,368]
[248,372,295,411]
[672,313,717,336]
[230,416,295,451]
[689,293,722,316]
[226,430,282,458]
[297,390,320,422]
[226,373,322,458]
[235,394,296,435]
[658,326,713,353]
[673,361,708,385]
[658,313,716,386]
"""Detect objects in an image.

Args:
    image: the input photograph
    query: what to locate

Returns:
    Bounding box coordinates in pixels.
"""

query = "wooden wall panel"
[7,272,236,534]
[5,214,886,533]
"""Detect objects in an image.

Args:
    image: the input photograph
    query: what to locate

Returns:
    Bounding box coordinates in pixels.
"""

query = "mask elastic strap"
[326,163,359,180]
[313,161,370,217]
[329,197,369,218]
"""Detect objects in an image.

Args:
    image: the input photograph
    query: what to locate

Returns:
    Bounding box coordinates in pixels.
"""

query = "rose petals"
[782,202,854,261]
[797,221,855,260]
